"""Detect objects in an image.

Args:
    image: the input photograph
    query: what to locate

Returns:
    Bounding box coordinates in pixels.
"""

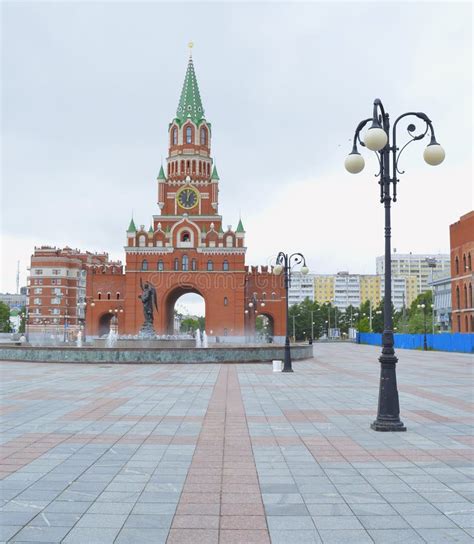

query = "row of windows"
[455,283,473,309]
[455,253,472,274]
[141,258,230,272]
[171,126,208,146]
[97,292,121,300]
[169,160,210,177]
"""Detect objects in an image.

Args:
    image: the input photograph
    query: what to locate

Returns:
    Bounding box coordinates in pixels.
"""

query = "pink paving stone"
[167,528,219,544]
[219,516,267,530]
[219,530,271,544]
[172,515,220,529]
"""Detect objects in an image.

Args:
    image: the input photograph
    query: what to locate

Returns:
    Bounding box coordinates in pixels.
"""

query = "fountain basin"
[93,339,196,349]
[0,344,313,364]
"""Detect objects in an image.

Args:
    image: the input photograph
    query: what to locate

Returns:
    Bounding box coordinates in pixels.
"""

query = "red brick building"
[450,211,474,333]
[27,53,286,340]
[27,247,123,339]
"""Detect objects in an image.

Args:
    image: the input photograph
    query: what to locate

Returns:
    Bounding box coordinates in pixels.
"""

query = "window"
[207,260,214,271]
[116,292,120,300]
[174,258,179,271]
[182,231,190,242]
[98,292,102,300]
[138,235,146,247]
[158,260,164,271]
[186,126,192,144]
[51,298,60,305]
[107,292,111,300]
[469,253,472,270]
[53,288,62,295]
[225,237,233,248]
[223,260,229,271]
[35,279,43,285]
[456,286,460,308]
[34,288,42,294]
[141,259,149,271]
[52,308,60,315]
[34,298,41,305]
[455,256,459,274]
[200,127,207,145]
[35,269,43,275]
[464,285,468,308]
[172,127,178,145]
[191,259,197,271]
[470,284,473,308]
[224,297,228,306]
[52,269,60,275]
[463,254,467,271]
[182,255,189,271]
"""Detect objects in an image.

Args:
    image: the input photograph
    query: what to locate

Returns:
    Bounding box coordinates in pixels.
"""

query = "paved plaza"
[0,343,472,543]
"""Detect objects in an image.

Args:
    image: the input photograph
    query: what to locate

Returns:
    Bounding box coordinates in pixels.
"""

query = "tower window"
[98,292,102,300]
[225,236,233,248]
[223,260,229,271]
[191,259,197,271]
[138,235,146,247]
[181,231,190,242]
[207,260,214,271]
[182,255,189,271]
[107,292,111,300]
[174,258,179,271]
[172,127,178,145]
[116,292,120,300]
[224,297,228,306]
[186,126,193,144]
[141,259,148,271]
[200,127,207,145]
[157,260,164,271]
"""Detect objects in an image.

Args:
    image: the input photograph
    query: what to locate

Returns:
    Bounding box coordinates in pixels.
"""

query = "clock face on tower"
[177,187,199,210]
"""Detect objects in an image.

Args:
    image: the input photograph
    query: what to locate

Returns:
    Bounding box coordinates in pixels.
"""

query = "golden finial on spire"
[188,41,194,57]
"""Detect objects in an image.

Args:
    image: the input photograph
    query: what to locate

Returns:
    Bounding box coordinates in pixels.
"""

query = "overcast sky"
[1,1,472,312]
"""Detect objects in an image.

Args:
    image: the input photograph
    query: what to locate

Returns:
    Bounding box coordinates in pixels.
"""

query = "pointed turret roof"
[127,218,136,233]
[236,218,245,233]
[176,55,205,125]
[211,165,220,180]
[148,224,154,234]
[157,165,166,180]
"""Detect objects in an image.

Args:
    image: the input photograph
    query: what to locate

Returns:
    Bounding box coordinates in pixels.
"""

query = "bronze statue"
[138,279,158,335]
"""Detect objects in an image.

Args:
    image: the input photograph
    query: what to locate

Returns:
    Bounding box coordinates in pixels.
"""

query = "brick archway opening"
[98,313,113,337]
[164,286,206,334]
[256,313,275,341]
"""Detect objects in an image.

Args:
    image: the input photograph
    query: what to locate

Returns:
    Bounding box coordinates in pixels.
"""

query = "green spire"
[201,224,207,233]
[236,218,245,233]
[218,224,224,234]
[211,165,220,180]
[148,224,154,234]
[127,218,136,233]
[157,165,166,180]
[176,56,205,124]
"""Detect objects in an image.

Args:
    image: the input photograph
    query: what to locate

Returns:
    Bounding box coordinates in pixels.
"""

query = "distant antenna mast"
[16,261,20,294]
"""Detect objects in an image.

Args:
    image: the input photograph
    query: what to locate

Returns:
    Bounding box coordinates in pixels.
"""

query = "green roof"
[211,165,220,180]
[157,165,166,180]
[218,224,224,234]
[148,224,154,234]
[201,224,207,233]
[176,56,205,125]
[127,218,137,233]
[236,218,245,233]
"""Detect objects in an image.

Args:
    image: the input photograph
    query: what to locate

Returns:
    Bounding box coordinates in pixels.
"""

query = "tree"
[0,302,12,333]
[180,315,205,333]
[19,307,26,333]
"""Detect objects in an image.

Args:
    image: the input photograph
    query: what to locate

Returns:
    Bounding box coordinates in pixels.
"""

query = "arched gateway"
[85,51,286,341]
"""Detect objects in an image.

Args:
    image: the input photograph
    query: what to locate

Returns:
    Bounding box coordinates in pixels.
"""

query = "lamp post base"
[371,418,406,432]
[282,340,293,372]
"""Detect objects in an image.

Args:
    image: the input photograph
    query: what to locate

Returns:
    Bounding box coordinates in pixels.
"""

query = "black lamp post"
[345,98,445,432]
[417,303,428,351]
[273,252,309,372]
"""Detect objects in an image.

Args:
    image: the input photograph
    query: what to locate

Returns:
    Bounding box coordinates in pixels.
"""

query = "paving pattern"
[0,343,472,543]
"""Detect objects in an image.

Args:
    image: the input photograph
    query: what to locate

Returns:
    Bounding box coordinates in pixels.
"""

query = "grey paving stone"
[267,516,316,530]
[74,513,128,528]
[367,528,425,543]
[307,504,353,516]
[122,514,173,529]
[358,516,410,530]
[415,528,474,543]
[318,529,373,543]
[269,529,321,543]
[312,516,364,530]
[403,514,457,529]
[264,504,310,516]
[62,527,121,544]
[10,525,71,542]
[262,493,305,505]
[0,526,22,542]
[43,502,91,514]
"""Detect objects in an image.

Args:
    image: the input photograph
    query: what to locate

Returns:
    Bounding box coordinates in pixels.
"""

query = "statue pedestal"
[139,323,156,338]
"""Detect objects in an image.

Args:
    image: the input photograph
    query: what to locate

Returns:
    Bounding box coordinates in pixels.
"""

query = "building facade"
[26,246,123,338]
[450,211,473,333]
[376,252,450,303]
[430,271,452,332]
[288,272,315,306]
[314,275,335,305]
[0,293,27,309]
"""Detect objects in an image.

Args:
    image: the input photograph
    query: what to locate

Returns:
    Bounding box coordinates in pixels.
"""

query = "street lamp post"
[417,303,428,351]
[273,252,309,372]
[345,98,444,432]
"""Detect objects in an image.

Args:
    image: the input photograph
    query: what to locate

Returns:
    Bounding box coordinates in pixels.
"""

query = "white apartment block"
[376,253,450,295]
[288,272,315,306]
[380,276,412,311]
[334,272,361,310]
